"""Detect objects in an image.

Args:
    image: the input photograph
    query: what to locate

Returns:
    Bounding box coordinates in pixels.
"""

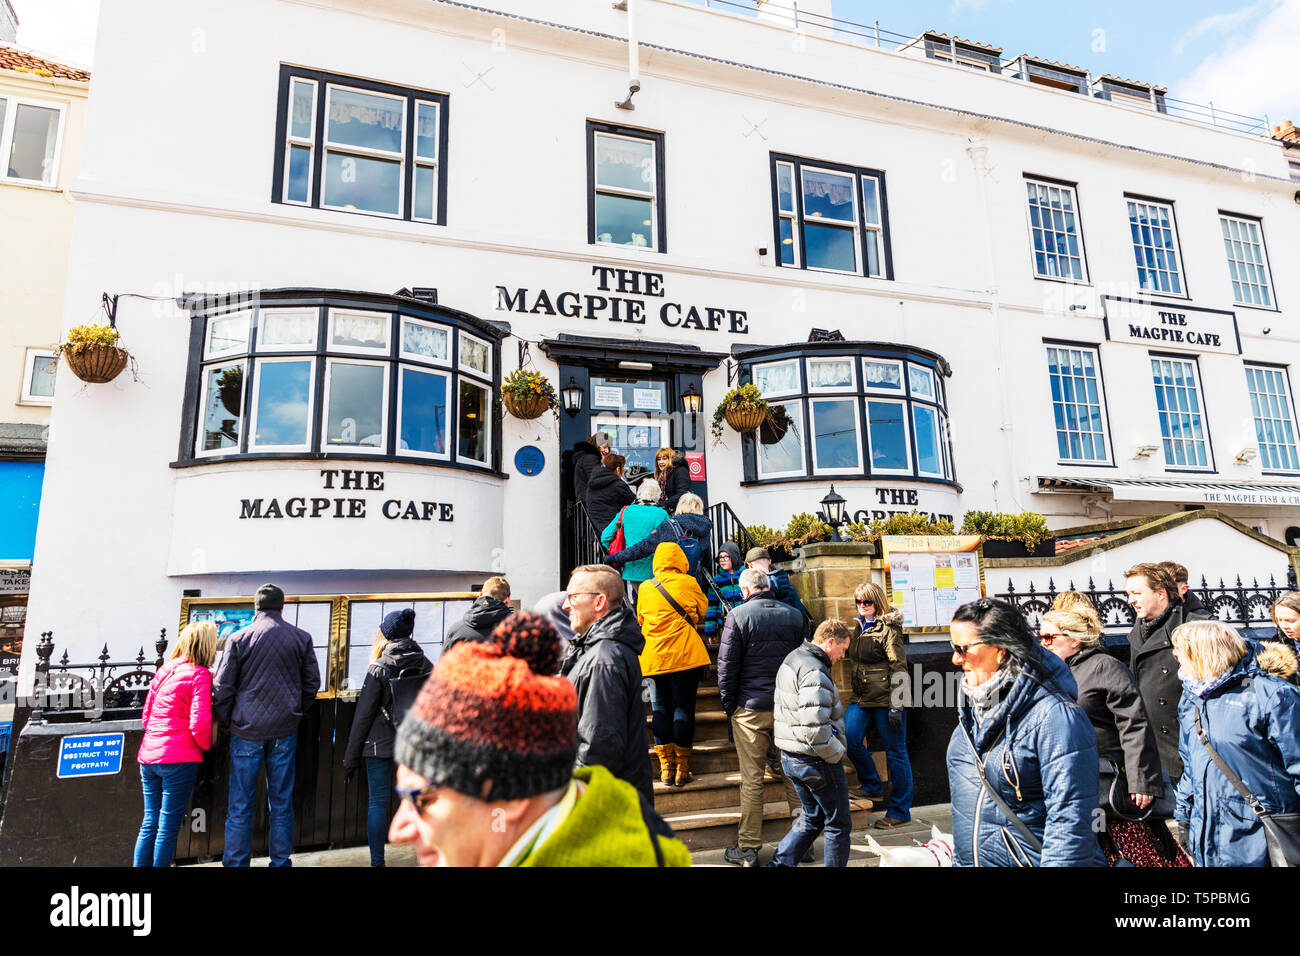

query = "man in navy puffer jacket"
[946,599,1104,867]
[212,584,320,867]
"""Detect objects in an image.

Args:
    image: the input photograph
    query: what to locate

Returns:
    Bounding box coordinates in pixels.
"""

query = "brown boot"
[674,745,694,787]
[654,744,676,786]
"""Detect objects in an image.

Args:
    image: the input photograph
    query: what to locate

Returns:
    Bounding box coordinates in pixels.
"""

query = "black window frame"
[175,289,507,477]
[270,64,450,225]
[770,152,894,280]
[735,341,956,489]
[586,120,667,253]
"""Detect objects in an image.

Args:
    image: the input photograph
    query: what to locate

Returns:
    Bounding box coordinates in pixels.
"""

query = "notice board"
[881,535,985,632]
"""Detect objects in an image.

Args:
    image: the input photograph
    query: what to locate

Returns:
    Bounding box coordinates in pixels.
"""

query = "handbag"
[608,507,628,555]
[1193,708,1300,867]
[1098,757,1177,822]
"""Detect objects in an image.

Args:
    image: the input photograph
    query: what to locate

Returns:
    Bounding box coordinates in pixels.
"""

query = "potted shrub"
[759,402,795,445]
[784,511,831,547]
[711,383,768,440]
[57,324,128,384]
[845,512,957,544]
[500,369,557,420]
[218,366,244,415]
[734,524,794,563]
[961,510,1054,558]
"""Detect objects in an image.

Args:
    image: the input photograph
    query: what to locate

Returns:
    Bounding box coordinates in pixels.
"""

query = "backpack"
[668,518,703,573]
[381,662,431,728]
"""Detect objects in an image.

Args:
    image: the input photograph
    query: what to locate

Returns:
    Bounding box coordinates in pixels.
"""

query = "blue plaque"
[57,732,125,778]
[514,445,545,477]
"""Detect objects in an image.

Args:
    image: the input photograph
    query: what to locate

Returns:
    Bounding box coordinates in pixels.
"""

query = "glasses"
[1039,632,1059,644]
[396,781,440,815]
[950,639,989,660]
[855,599,875,607]
[565,591,602,603]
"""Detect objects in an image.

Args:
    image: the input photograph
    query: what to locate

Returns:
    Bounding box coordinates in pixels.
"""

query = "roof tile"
[0,43,90,81]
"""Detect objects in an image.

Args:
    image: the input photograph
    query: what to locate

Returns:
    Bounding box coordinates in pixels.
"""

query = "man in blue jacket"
[212,584,320,867]
[745,547,811,627]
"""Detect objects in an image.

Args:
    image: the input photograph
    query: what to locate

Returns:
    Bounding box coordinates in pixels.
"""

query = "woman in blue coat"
[601,478,668,607]
[1173,620,1300,867]
[946,598,1104,867]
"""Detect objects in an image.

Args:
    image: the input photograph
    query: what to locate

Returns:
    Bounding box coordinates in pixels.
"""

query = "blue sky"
[9,0,1298,125]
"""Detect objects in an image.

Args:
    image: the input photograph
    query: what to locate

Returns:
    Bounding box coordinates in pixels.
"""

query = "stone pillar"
[781,541,877,691]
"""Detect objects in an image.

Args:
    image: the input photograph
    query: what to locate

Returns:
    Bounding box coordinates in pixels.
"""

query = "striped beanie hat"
[395,611,577,801]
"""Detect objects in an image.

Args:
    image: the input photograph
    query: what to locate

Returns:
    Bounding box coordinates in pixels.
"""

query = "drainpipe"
[614,0,640,110]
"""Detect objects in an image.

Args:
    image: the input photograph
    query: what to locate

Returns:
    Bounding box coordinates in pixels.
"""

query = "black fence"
[994,574,1290,635]
[707,501,759,564]
[26,630,169,721]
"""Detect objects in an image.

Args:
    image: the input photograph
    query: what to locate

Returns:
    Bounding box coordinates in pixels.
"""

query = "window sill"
[270,197,445,228]
[1,178,60,192]
[1232,301,1280,313]
[169,452,508,480]
[741,473,962,493]
[1031,275,1092,286]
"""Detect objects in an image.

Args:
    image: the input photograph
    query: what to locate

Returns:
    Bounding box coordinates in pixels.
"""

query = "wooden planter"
[62,345,128,384]
[980,539,1056,559]
[502,390,551,420]
[759,411,789,445]
[724,403,767,434]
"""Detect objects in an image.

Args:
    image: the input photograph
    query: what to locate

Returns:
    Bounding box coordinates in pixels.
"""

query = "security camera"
[757,246,769,257]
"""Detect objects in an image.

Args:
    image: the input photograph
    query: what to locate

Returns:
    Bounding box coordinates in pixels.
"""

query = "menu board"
[881,535,984,629]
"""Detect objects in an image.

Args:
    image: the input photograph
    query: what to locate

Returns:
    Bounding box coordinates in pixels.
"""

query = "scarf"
[1140,600,1177,638]
[963,662,1018,726]
[1179,667,1237,699]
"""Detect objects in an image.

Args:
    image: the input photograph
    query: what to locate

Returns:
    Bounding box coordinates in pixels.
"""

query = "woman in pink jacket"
[133,621,216,866]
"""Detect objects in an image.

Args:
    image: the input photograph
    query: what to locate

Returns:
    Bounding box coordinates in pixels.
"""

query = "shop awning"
[1035,476,1300,507]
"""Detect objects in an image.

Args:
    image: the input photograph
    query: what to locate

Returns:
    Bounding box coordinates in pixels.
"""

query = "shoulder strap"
[1193,707,1270,817]
[653,579,693,626]
[617,507,627,528]
[963,724,1044,856]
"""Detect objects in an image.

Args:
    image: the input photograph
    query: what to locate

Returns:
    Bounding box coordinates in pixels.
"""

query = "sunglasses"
[395,781,441,815]
[950,639,989,660]
[855,599,875,607]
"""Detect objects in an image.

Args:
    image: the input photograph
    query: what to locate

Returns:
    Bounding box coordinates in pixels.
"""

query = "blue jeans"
[844,703,913,821]
[365,757,394,867]
[769,753,852,867]
[223,734,297,867]
[134,762,200,867]
[647,667,702,747]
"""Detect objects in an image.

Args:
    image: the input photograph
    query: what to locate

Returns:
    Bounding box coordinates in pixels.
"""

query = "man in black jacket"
[585,453,636,533]
[444,577,513,650]
[560,564,653,803]
[211,583,320,867]
[717,568,805,866]
[1125,562,1209,781]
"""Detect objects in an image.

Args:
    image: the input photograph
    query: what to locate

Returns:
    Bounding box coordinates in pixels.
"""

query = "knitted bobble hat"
[381,608,415,641]
[395,611,577,801]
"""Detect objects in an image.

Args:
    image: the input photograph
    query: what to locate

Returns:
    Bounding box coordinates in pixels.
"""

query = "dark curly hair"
[950,597,1038,664]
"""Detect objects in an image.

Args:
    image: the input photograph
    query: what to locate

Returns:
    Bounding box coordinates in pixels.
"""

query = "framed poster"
[881,535,985,633]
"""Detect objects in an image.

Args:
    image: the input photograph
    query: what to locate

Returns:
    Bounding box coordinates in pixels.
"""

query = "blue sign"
[514,445,545,477]
[57,733,125,778]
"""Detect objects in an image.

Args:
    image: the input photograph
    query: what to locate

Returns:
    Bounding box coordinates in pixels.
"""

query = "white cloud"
[1175,0,1300,124]
[9,0,100,68]
[1172,0,1274,55]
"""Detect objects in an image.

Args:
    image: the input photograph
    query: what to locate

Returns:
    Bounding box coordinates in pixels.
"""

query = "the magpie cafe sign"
[237,470,454,522]
[496,265,749,335]
[1102,296,1240,355]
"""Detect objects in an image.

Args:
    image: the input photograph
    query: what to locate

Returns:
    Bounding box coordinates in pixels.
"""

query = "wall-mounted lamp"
[561,376,584,417]
[1235,447,1259,463]
[681,382,702,417]
[618,360,653,371]
[1133,444,1160,459]
[819,484,848,542]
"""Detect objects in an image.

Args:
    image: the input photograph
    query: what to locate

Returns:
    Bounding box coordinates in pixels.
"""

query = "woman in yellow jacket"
[637,541,710,787]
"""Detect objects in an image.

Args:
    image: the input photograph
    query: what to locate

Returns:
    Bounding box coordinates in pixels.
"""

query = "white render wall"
[21,0,1300,671]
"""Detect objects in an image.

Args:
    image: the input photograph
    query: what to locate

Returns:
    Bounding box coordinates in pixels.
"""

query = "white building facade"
[20,0,1300,685]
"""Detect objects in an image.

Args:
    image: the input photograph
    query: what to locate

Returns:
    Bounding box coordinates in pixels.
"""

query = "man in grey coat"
[768,619,854,867]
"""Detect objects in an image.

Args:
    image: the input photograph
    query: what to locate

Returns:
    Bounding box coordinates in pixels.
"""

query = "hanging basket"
[724,403,767,434]
[62,344,129,384]
[503,390,551,420]
[759,411,789,445]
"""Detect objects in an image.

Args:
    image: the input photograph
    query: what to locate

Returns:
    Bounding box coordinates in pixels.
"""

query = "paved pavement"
[188,803,956,867]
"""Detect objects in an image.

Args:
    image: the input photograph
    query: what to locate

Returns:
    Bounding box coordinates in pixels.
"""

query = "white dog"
[863,825,954,867]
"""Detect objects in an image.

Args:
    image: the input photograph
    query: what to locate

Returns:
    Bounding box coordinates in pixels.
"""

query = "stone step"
[648,737,875,783]
[651,770,799,814]
[662,797,879,852]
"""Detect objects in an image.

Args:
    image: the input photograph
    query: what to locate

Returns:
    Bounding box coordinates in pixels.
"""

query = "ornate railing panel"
[29,629,169,722]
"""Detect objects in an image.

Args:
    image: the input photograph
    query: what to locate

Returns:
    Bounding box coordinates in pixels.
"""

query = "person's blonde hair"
[481,576,510,602]
[569,564,625,607]
[369,628,388,664]
[675,493,703,516]
[1051,590,1097,616]
[1171,620,1247,682]
[1041,607,1103,648]
[854,582,890,614]
[172,621,218,669]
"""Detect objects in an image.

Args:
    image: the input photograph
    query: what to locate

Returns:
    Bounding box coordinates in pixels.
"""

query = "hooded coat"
[636,543,710,678]
[560,603,654,803]
[705,542,744,641]
[1175,640,1300,867]
[1127,598,1209,781]
[1066,644,1164,798]
[444,596,513,651]
[343,637,432,769]
[601,504,669,583]
[584,464,636,534]
[571,440,604,504]
[606,513,714,579]
[946,646,1105,867]
[848,609,911,709]
[656,451,693,514]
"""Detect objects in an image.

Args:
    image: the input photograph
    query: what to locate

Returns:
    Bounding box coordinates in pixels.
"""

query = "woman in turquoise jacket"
[601,477,668,607]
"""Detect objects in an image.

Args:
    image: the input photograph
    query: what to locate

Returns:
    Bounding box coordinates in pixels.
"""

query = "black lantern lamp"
[681,382,702,417]
[820,484,848,542]
[561,376,583,417]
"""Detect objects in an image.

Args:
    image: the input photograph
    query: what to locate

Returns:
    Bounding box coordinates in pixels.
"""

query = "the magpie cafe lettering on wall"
[496,266,749,335]
[1102,296,1241,356]
[237,470,454,522]
[851,487,956,525]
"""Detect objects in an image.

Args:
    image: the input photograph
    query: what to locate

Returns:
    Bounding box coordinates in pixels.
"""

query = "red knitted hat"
[394,612,577,800]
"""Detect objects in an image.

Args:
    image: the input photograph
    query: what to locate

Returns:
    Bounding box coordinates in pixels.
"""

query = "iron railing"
[994,574,1289,636]
[571,499,611,572]
[28,629,169,722]
[708,500,759,564]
